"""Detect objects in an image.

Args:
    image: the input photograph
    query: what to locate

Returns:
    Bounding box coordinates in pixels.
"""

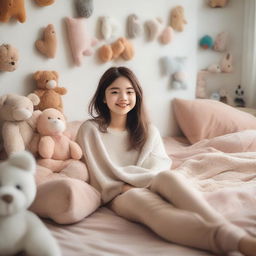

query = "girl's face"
[104,76,136,118]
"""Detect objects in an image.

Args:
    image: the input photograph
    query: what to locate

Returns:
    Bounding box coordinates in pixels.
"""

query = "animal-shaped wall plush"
[213,31,229,52]
[0,44,19,72]
[75,0,93,18]
[170,5,187,32]
[127,14,143,39]
[98,37,134,63]
[65,17,98,66]
[0,151,61,256]
[100,16,120,41]
[208,0,229,8]
[34,0,56,6]
[0,0,26,23]
[35,24,57,58]
[0,93,40,156]
[33,70,67,112]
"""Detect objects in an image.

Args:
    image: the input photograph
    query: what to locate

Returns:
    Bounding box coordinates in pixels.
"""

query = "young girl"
[77,66,256,256]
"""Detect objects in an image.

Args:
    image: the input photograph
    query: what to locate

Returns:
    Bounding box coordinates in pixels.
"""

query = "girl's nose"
[120,92,128,100]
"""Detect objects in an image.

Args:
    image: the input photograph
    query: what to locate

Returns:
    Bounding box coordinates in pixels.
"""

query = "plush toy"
[98,37,134,63]
[75,0,93,18]
[199,35,214,49]
[0,0,26,23]
[219,88,233,105]
[213,31,229,52]
[170,5,187,32]
[29,114,101,224]
[160,26,174,44]
[145,18,164,41]
[35,24,57,58]
[208,0,229,8]
[65,17,98,66]
[220,52,233,73]
[234,85,245,107]
[207,63,221,73]
[127,14,143,39]
[0,151,61,256]
[100,16,120,41]
[0,44,19,72]
[196,70,208,99]
[0,93,40,156]
[34,0,56,6]
[33,70,67,112]
[161,56,187,89]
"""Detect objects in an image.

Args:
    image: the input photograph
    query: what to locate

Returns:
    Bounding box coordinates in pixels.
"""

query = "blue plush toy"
[199,35,214,49]
[161,56,187,89]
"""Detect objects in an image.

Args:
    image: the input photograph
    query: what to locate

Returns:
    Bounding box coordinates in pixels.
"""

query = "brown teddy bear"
[35,24,57,58]
[98,37,134,63]
[170,5,187,32]
[0,0,26,23]
[33,70,67,112]
[0,44,19,72]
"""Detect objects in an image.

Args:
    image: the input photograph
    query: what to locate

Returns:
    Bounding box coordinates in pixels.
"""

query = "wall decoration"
[98,37,134,63]
[0,44,19,72]
[75,0,93,18]
[145,18,163,41]
[35,24,57,59]
[99,16,120,41]
[220,52,233,73]
[161,56,187,89]
[160,26,174,44]
[127,14,143,39]
[65,17,98,66]
[208,0,229,8]
[33,70,67,112]
[0,0,26,23]
[213,31,229,52]
[34,0,55,7]
[199,35,214,49]
[170,5,187,32]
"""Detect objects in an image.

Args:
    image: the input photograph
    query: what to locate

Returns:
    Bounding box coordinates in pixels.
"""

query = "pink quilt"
[45,130,256,256]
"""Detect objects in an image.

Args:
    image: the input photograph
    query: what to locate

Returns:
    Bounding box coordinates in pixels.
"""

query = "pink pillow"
[173,98,256,144]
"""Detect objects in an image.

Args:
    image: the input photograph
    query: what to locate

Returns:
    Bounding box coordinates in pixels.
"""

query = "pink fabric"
[173,98,256,143]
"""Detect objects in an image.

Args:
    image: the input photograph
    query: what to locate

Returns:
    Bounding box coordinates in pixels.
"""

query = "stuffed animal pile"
[0,151,60,256]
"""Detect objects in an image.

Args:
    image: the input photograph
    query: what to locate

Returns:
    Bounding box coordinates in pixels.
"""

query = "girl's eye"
[127,91,134,95]
[16,184,22,190]
[48,117,51,119]
[57,117,61,120]
[111,91,118,94]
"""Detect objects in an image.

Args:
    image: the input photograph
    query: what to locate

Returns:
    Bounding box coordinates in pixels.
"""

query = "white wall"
[0,0,199,136]
[197,0,244,100]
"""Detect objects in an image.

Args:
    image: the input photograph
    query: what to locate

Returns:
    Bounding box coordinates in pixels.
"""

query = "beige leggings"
[110,171,246,254]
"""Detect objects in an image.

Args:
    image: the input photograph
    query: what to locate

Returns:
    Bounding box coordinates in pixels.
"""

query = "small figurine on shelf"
[234,85,245,107]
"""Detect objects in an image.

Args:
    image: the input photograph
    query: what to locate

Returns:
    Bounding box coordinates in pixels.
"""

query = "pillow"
[173,98,256,144]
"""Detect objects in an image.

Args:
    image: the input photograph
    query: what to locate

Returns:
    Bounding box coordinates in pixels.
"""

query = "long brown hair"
[89,66,149,151]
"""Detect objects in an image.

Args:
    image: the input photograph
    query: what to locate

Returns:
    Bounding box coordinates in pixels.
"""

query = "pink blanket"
[164,130,256,236]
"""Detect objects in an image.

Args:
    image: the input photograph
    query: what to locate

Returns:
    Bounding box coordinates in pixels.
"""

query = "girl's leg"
[110,188,245,254]
[149,171,225,223]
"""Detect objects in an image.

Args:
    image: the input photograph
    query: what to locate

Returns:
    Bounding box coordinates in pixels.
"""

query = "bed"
[39,98,256,256]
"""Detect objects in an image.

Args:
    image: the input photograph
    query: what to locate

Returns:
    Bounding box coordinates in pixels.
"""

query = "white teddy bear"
[0,151,61,256]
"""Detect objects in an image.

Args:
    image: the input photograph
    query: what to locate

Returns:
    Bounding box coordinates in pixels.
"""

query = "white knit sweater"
[77,120,172,203]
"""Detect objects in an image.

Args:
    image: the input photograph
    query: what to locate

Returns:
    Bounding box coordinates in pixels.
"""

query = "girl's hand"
[122,184,134,193]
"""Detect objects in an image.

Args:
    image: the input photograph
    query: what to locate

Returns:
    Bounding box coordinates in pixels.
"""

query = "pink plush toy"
[29,109,101,224]
[65,17,98,66]
[220,52,233,73]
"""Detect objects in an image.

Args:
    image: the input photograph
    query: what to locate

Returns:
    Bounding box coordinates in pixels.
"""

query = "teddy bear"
[0,0,26,23]
[208,0,229,8]
[34,0,56,6]
[33,70,67,112]
[0,44,19,72]
[29,109,101,224]
[0,151,61,256]
[170,5,187,32]
[35,24,57,58]
[65,17,98,66]
[0,93,40,157]
[98,37,134,63]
